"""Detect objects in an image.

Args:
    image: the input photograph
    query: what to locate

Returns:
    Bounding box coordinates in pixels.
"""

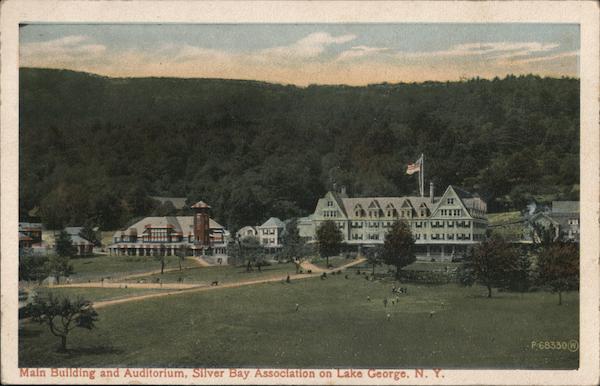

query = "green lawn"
[310,255,354,269]
[123,262,298,285]
[19,275,578,369]
[403,261,461,271]
[34,287,169,303]
[487,211,522,225]
[487,211,525,241]
[68,255,199,283]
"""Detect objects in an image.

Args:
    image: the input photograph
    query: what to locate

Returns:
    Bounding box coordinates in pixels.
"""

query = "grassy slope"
[69,255,198,282]
[19,277,578,369]
[35,287,169,303]
[487,211,525,241]
[310,256,352,269]
[123,262,298,285]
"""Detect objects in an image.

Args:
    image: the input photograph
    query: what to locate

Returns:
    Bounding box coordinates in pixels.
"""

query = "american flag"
[406,157,422,175]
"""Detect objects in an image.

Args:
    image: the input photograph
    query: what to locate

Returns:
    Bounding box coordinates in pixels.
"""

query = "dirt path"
[193,256,214,267]
[53,281,202,290]
[299,261,325,273]
[79,258,367,309]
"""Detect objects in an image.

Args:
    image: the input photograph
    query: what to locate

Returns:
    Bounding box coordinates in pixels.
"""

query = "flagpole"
[420,153,424,197]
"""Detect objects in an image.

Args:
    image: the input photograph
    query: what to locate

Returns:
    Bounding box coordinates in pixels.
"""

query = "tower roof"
[191,201,211,209]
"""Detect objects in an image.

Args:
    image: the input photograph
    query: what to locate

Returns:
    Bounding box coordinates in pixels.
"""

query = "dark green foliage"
[79,222,101,247]
[45,255,74,284]
[459,237,520,298]
[19,254,49,284]
[55,230,76,257]
[229,236,265,271]
[537,242,579,305]
[29,294,99,352]
[279,219,307,263]
[20,68,579,230]
[382,221,416,279]
[362,245,383,275]
[316,220,343,266]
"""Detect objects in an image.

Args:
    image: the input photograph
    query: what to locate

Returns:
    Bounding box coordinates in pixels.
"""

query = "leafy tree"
[79,222,101,247]
[280,219,308,272]
[381,221,415,280]
[44,255,74,285]
[507,252,532,292]
[55,230,76,257]
[19,69,580,229]
[176,244,191,271]
[316,220,343,267]
[19,254,49,284]
[155,244,167,274]
[238,236,264,272]
[530,222,558,246]
[29,294,99,352]
[363,245,383,275]
[537,242,579,305]
[460,237,519,298]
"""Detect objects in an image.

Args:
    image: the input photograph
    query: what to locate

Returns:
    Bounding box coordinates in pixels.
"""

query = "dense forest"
[19,68,579,231]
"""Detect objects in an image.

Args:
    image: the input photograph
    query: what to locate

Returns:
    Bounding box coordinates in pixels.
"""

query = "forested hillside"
[19,68,579,231]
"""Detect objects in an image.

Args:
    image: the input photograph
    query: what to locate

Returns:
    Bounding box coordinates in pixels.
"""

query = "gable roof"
[259,217,285,228]
[120,216,226,237]
[328,191,348,217]
[430,185,473,218]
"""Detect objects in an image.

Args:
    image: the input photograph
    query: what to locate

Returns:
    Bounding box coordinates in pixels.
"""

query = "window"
[447,198,455,205]
[327,201,333,207]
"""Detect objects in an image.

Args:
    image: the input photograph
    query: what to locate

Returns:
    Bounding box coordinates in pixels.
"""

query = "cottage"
[63,227,95,256]
[256,217,285,250]
[526,201,579,243]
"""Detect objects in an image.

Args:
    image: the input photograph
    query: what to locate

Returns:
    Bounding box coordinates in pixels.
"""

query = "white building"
[297,184,487,261]
[236,225,258,240]
[256,217,285,249]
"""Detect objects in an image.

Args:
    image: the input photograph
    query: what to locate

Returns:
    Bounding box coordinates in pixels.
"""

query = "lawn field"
[310,255,354,269]
[68,255,199,283]
[123,262,298,285]
[19,275,578,369]
[35,287,170,303]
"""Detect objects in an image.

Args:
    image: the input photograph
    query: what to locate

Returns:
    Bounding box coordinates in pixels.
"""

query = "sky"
[19,24,579,85]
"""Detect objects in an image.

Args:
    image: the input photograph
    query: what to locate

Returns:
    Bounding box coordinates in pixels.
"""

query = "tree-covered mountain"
[19,68,579,231]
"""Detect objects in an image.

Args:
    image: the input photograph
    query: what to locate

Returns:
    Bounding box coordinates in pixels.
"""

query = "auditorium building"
[108,201,229,257]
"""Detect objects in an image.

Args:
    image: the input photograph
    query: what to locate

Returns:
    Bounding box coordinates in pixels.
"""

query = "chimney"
[429,182,434,203]
[340,186,347,196]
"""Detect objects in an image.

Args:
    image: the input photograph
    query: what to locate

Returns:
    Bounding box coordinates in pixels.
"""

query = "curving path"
[89,257,366,309]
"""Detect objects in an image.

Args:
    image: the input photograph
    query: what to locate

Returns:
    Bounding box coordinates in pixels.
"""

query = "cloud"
[398,41,560,60]
[21,35,106,62]
[19,33,577,86]
[259,32,356,60]
[336,45,390,61]
[502,50,579,64]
